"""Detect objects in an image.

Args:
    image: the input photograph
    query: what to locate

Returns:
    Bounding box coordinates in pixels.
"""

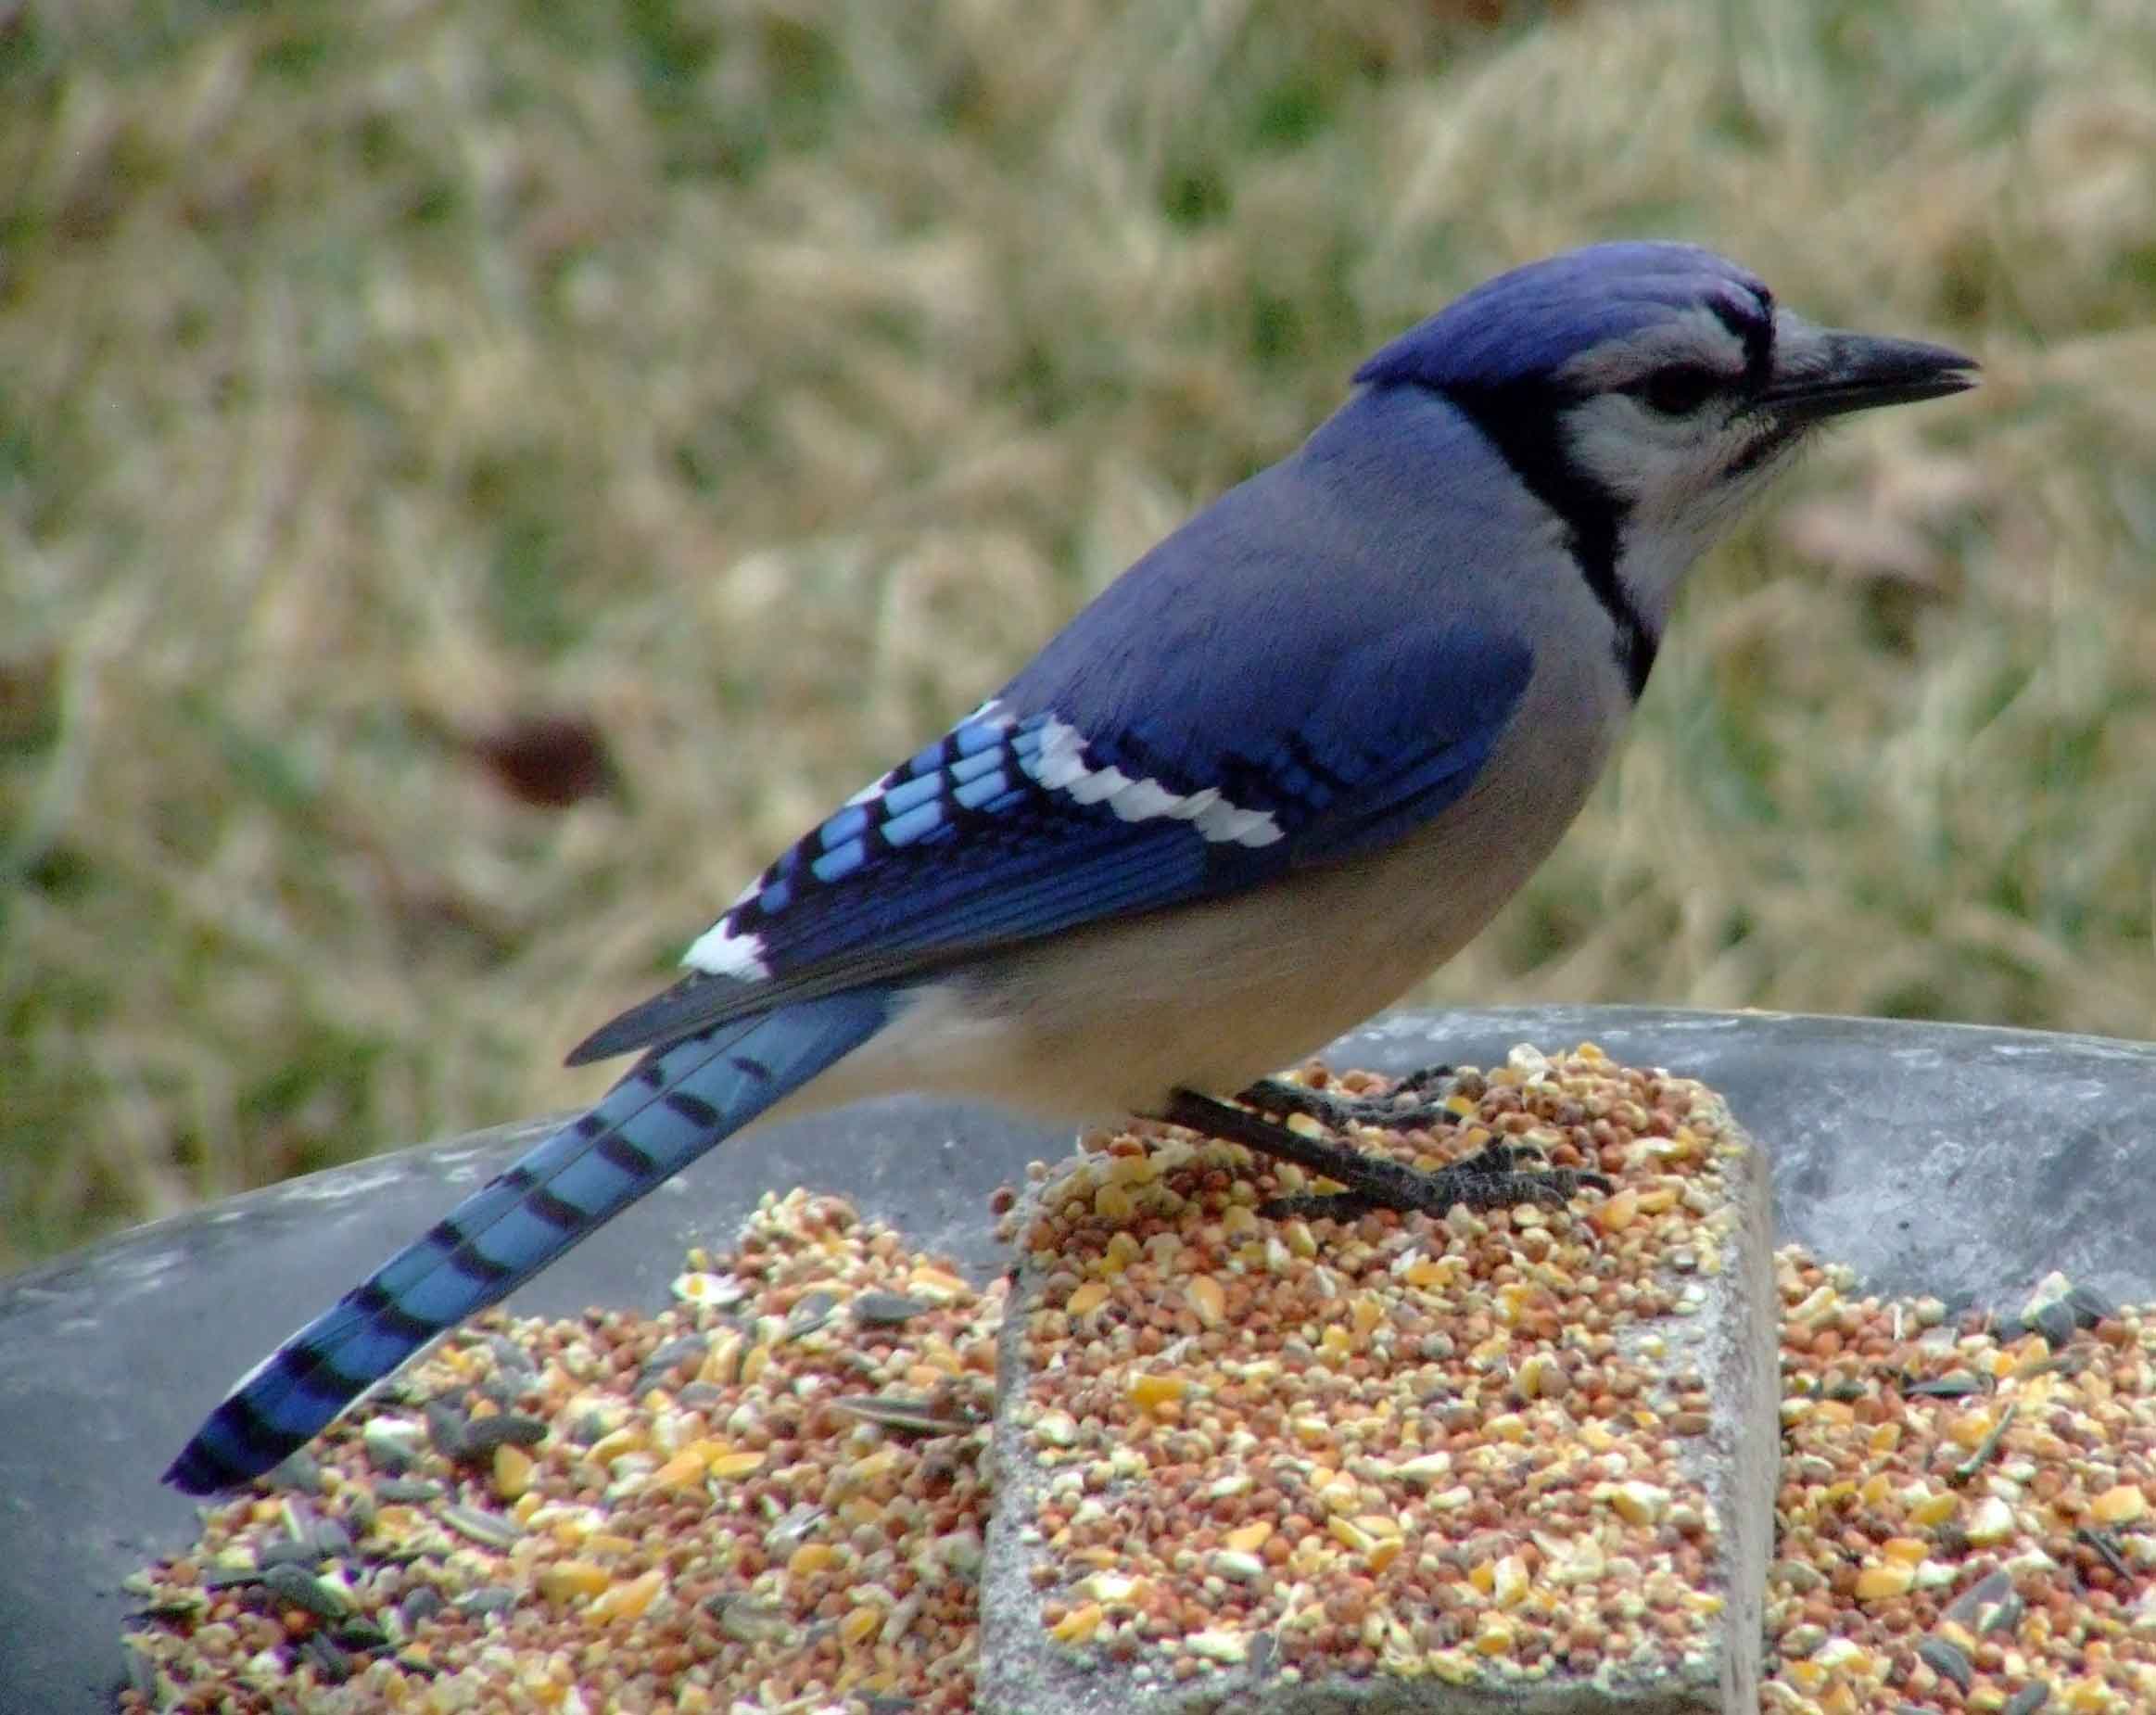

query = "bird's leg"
[1237,1064,1461,1135]
[1160,1088,1607,1222]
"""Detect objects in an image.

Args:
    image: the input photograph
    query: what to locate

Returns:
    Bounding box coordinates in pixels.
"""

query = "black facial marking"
[1706,286,1775,387]
[1438,379,1656,701]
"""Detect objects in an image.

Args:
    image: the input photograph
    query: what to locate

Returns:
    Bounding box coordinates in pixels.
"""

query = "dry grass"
[4,0,2153,1268]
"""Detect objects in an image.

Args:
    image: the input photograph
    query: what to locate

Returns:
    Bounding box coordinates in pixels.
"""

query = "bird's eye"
[1630,364,1723,416]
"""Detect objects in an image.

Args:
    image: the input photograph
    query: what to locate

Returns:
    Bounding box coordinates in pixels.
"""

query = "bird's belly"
[902,784,1592,1119]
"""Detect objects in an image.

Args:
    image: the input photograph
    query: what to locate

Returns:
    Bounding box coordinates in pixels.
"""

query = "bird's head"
[1356,241,1978,661]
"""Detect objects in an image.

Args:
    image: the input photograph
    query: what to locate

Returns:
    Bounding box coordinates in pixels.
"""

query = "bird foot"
[1237,1065,1462,1136]
[1160,1087,1608,1221]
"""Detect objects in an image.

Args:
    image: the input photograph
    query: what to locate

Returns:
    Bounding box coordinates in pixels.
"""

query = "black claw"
[1237,1066,1463,1137]
[1160,1087,1607,1222]
[1260,1163,1610,1223]
[1451,1141,1559,1178]
[1389,1064,1455,1097]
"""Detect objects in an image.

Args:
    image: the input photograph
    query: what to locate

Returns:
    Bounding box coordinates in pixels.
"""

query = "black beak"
[1760,328,1980,424]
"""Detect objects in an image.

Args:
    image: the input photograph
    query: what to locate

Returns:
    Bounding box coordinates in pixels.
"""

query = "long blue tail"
[164,992,894,1493]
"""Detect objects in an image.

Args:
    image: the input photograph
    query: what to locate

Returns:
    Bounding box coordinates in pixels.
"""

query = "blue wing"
[570,618,1533,1063]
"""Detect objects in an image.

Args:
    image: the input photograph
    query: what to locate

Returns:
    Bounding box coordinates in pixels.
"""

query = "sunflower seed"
[780,1290,840,1341]
[439,1504,522,1550]
[853,1291,932,1328]
[1917,1636,1973,1694]
[260,1563,351,1620]
[829,1394,977,1437]
[458,1412,549,1455]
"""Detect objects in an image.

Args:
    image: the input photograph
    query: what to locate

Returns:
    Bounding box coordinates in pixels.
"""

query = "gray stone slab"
[979,1069,1781,1714]
[4,1005,2154,1712]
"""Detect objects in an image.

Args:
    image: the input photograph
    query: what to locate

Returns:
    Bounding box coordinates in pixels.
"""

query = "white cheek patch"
[1031,717,1285,847]
[1557,390,1799,639]
[1558,393,1781,516]
[1558,393,1697,507]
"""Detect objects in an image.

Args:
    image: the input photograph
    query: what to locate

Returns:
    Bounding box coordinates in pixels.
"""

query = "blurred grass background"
[4,0,2153,1272]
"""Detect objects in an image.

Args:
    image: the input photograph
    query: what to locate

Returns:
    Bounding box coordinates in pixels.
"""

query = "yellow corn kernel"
[1946,1408,1997,1450]
[1107,1150,1158,1186]
[1609,1480,1669,1525]
[590,1569,665,1622]
[1049,1602,1104,1644]
[587,1427,645,1464]
[492,1444,535,1502]
[907,1266,969,1303]
[1066,1281,1111,1317]
[1592,1188,1642,1232]
[538,1560,609,1602]
[1853,1562,1914,1602]
[848,1446,901,1486]
[650,1444,713,1492]
[1475,1616,1516,1655]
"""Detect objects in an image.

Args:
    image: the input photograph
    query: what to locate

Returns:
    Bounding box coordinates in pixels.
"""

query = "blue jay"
[168,242,1974,1493]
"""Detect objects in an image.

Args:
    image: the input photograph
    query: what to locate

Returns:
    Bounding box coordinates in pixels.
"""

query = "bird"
[166,241,1976,1493]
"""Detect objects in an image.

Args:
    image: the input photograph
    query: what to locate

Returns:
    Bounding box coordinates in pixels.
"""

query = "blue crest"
[1356,242,1772,394]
